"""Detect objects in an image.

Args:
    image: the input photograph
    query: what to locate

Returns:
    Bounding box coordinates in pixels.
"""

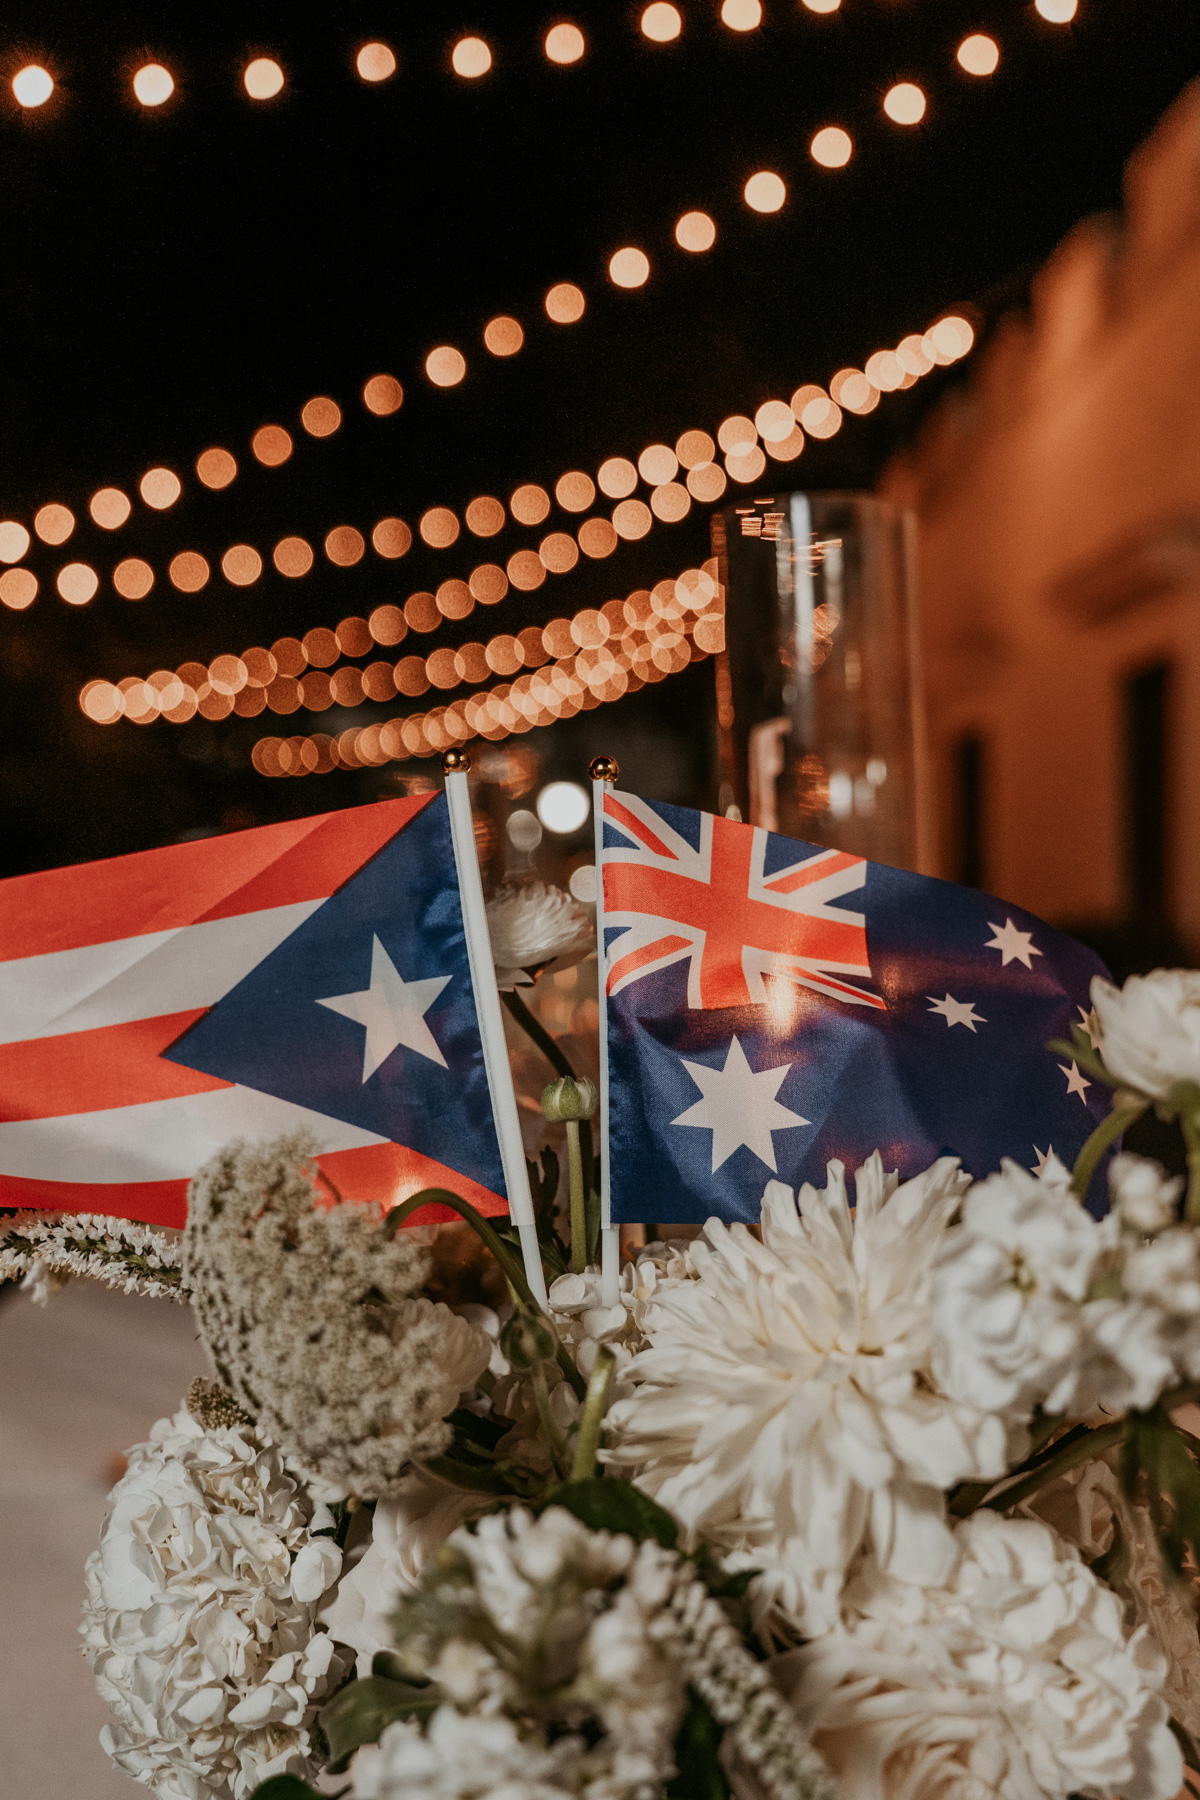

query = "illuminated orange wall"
[882,79,1200,944]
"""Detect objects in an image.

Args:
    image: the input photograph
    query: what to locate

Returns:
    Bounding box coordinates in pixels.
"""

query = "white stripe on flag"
[0,1086,386,1183]
[0,902,322,1046]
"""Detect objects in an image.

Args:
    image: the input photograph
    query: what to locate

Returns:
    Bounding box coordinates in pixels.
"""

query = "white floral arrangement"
[10,940,1200,1800]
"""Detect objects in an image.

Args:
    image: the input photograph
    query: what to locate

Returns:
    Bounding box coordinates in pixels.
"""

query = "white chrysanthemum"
[776,1510,1183,1800]
[485,882,593,989]
[82,1406,347,1800]
[605,1155,1007,1638]
[352,1706,586,1799]
[320,1470,477,1675]
[1092,968,1200,1098]
[932,1160,1190,1426]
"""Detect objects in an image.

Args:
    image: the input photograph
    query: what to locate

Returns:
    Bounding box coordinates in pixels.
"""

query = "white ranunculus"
[605,1155,1007,1638]
[776,1509,1183,1800]
[320,1470,477,1675]
[82,1406,348,1800]
[1091,969,1200,1098]
[485,882,594,989]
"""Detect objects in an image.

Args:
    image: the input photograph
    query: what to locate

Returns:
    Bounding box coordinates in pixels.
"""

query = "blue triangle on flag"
[164,794,506,1196]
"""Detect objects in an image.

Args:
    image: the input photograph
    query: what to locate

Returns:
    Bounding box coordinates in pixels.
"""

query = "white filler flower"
[82,1406,347,1800]
[1091,968,1200,1097]
[606,1155,1007,1637]
[485,881,593,989]
[353,1706,587,1800]
[777,1510,1182,1800]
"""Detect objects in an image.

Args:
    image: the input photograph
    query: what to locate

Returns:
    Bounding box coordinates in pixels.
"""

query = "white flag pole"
[442,751,548,1310]
[589,755,621,1308]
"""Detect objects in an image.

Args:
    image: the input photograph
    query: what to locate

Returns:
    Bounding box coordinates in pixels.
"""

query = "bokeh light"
[466,496,505,536]
[372,517,412,558]
[830,368,879,414]
[538,781,590,834]
[639,443,678,485]
[436,579,474,620]
[675,210,716,252]
[325,526,365,567]
[578,518,618,559]
[650,483,690,523]
[222,544,263,586]
[540,532,579,575]
[726,446,766,483]
[802,0,841,10]
[1036,0,1077,19]
[244,58,284,100]
[957,33,1000,75]
[556,471,596,512]
[511,484,551,527]
[301,396,341,437]
[642,4,682,40]
[717,414,757,456]
[169,552,210,592]
[483,315,524,356]
[721,0,761,29]
[451,37,492,78]
[420,507,460,548]
[35,504,74,545]
[196,447,237,488]
[270,536,311,579]
[0,569,37,610]
[811,126,853,167]
[80,681,123,724]
[58,562,98,606]
[865,349,905,391]
[744,171,786,212]
[884,82,926,124]
[0,522,31,562]
[426,346,466,386]
[363,374,404,415]
[545,24,585,63]
[252,425,293,466]
[140,467,182,510]
[545,283,586,324]
[754,400,795,442]
[113,558,154,599]
[507,550,546,591]
[928,315,975,359]
[676,429,716,468]
[133,64,173,106]
[356,42,397,82]
[609,247,650,288]
[613,499,652,541]
[470,563,508,604]
[13,67,53,108]
[598,457,637,498]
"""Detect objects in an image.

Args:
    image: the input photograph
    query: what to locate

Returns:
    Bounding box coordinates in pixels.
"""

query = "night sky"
[1,0,1198,876]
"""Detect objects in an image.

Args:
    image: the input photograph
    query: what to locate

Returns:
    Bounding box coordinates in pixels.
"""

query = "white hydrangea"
[485,881,594,990]
[932,1158,1198,1428]
[1091,969,1200,1098]
[605,1155,1008,1639]
[82,1406,348,1799]
[776,1510,1183,1800]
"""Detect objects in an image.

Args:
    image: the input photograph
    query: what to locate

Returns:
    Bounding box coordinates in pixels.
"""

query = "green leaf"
[246,1779,335,1800]
[321,1674,442,1772]
[667,1687,731,1800]
[446,1406,510,1455]
[371,1651,431,1684]
[421,1454,523,1495]
[539,1475,679,1547]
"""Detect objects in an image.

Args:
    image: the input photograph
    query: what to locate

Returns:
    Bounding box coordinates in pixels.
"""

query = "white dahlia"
[1091,968,1200,1098]
[775,1510,1182,1800]
[485,881,594,989]
[82,1406,347,1799]
[605,1155,1007,1638]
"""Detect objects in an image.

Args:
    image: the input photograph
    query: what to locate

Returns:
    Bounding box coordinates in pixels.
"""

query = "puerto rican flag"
[600,790,1114,1225]
[0,797,507,1228]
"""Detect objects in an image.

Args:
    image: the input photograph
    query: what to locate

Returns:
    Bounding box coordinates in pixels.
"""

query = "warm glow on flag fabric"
[0,799,507,1227]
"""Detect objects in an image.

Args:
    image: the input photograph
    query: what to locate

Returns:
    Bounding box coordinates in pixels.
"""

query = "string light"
[545,283,586,324]
[133,65,174,107]
[609,247,650,288]
[884,83,926,125]
[811,126,853,168]
[451,38,492,78]
[641,5,682,41]
[675,210,716,252]
[1035,0,1078,20]
[958,34,1000,76]
[243,59,285,101]
[425,346,467,387]
[356,43,397,83]
[12,67,53,108]
[721,0,762,30]
[744,171,786,213]
[545,25,585,64]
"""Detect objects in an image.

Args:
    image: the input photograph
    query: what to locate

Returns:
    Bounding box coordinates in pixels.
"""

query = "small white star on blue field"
[672,1035,809,1174]
[985,917,1043,969]
[927,993,986,1032]
[1077,1005,1102,1050]
[1058,1060,1092,1102]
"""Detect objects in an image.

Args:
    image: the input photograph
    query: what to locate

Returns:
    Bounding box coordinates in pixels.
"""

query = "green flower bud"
[541,1075,598,1123]
[500,1309,558,1370]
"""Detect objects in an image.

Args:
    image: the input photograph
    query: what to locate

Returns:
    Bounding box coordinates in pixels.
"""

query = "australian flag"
[600,790,1112,1224]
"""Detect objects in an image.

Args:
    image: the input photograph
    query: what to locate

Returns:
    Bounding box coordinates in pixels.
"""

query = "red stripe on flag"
[603,796,676,860]
[1,795,433,962]
[606,934,692,993]
[762,850,863,895]
[0,1012,229,1123]
[2,1143,508,1232]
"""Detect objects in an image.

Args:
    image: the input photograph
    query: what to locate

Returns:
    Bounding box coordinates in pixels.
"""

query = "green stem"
[1070,1103,1147,1200]
[1182,1110,1200,1226]
[980,1419,1127,1514]
[501,989,577,1079]
[566,1121,586,1275]
[571,1345,616,1481]
[531,1366,571,1479]
[381,1188,585,1400]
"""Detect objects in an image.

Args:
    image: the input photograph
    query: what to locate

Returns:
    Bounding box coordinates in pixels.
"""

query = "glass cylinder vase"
[713,491,928,871]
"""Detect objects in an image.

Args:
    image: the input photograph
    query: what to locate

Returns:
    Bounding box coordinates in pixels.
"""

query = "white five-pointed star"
[1032,1144,1056,1176]
[985,916,1042,969]
[672,1035,809,1174]
[318,936,451,1082]
[1058,1060,1092,1103]
[1077,1004,1102,1051]
[927,992,986,1032]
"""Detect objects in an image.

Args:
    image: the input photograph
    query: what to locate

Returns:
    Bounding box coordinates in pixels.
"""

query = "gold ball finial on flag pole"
[441,748,472,774]
[589,754,619,783]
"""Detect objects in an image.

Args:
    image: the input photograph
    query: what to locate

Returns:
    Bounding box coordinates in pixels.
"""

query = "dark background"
[2,0,1199,875]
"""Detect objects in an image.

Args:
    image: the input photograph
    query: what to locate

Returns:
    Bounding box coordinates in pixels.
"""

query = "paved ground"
[0,1275,209,1797]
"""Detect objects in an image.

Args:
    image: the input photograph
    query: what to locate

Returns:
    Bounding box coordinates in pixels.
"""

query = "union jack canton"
[600,790,1112,1225]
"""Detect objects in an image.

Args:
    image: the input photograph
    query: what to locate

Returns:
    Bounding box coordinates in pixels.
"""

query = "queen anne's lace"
[82,1406,347,1799]
[0,1211,182,1302]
